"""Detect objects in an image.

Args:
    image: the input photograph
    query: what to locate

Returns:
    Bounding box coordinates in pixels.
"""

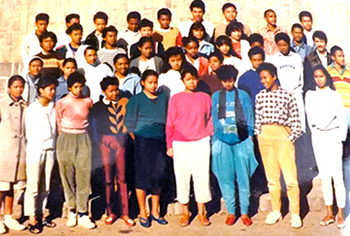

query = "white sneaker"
[78,215,95,229]
[67,212,77,227]
[265,211,282,225]
[291,214,302,228]
[0,221,6,234]
[3,217,25,231]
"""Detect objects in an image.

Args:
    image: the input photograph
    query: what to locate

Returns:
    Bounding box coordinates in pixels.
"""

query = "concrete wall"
[0,0,350,63]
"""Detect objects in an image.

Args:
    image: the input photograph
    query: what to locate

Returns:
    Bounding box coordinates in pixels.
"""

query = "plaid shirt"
[258,26,288,56]
[254,87,302,142]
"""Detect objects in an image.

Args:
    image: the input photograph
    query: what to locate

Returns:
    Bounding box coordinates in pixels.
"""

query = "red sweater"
[166,91,213,149]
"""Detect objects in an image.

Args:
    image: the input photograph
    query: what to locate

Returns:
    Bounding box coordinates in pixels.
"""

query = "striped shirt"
[255,87,302,142]
[327,64,350,109]
[258,26,288,56]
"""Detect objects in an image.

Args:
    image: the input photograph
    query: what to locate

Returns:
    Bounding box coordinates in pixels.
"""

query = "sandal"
[179,214,190,227]
[29,223,43,234]
[320,215,335,226]
[121,215,135,227]
[43,220,56,228]
[198,214,211,226]
[105,214,117,225]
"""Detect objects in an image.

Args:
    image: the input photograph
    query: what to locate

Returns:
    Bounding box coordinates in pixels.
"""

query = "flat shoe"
[198,215,211,226]
[150,214,168,225]
[320,217,335,226]
[225,214,236,226]
[139,216,151,228]
[179,214,190,227]
[121,216,135,227]
[105,214,117,225]
[241,216,252,226]
[43,220,56,228]
[29,223,43,234]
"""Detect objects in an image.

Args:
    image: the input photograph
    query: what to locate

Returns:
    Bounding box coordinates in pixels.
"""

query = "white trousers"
[24,149,54,216]
[311,132,345,208]
[173,136,212,204]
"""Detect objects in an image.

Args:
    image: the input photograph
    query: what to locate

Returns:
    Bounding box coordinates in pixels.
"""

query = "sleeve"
[254,94,262,135]
[25,105,33,141]
[206,95,214,136]
[211,93,219,134]
[304,92,316,132]
[336,94,348,142]
[165,97,176,149]
[241,91,254,137]
[21,35,29,65]
[124,97,138,133]
[295,55,304,94]
[288,94,302,142]
[55,101,63,133]
[88,105,99,144]
[176,30,183,47]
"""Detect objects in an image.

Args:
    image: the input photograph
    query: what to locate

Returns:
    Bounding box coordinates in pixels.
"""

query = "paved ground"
[3,210,346,236]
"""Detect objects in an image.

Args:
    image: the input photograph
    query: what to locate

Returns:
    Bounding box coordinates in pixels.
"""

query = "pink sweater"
[166,91,213,149]
[56,93,93,134]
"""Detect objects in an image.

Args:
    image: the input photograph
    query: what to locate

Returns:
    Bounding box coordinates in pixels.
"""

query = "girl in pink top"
[166,65,213,227]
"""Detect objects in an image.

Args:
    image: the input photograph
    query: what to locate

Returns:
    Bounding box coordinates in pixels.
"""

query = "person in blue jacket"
[211,65,257,226]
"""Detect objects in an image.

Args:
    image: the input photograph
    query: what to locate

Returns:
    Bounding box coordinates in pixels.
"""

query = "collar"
[265,86,281,93]
[291,40,306,48]
[329,62,347,75]
[5,93,26,106]
[316,86,331,92]
[316,50,327,59]
[156,27,173,33]
[276,51,293,57]
[102,97,118,105]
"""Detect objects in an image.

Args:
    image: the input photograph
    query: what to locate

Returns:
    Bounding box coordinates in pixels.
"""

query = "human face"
[223,6,237,22]
[35,20,48,34]
[314,37,326,54]
[276,40,290,56]
[301,16,312,32]
[192,29,204,41]
[9,80,25,99]
[291,27,303,44]
[185,41,199,59]
[168,54,182,71]
[115,57,129,76]
[250,54,264,70]
[218,43,230,56]
[39,84,56,101]
[103,84,119,102]
[139,41,153,59]
[69,30,83,46]
[104,31,117,46]
[182,73,198,92]
[221,78,235,91]
[40,37,55,53]
[67,18,80,27]
[62,62,77,79]
[260,70,277,91]
[265,11,277,27]
[191,7,204,22]
[209,56,222,72]
[140,26,153,37]
[84,49,97,65]
[28,60,43,77]
[141,75,158,95]
[69,82,84,97]
[158,14,171,29]
[313,69,327,89]
[94,18,107,34]
[332,50,345,67]
[128,18,139,32]
[230,30,242,42]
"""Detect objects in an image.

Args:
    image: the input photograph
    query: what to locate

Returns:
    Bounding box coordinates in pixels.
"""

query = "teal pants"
[212,138,257,214]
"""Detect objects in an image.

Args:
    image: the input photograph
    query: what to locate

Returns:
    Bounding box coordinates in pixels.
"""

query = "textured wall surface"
[0,0,349,62]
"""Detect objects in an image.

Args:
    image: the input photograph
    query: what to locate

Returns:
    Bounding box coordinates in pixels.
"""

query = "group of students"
[1,0,350,234]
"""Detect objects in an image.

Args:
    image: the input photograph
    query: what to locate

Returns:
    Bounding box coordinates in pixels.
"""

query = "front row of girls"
[0,62,345,233]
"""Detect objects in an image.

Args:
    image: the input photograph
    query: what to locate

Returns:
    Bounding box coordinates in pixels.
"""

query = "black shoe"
[29,223,43,234]
[150,214,168,225]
